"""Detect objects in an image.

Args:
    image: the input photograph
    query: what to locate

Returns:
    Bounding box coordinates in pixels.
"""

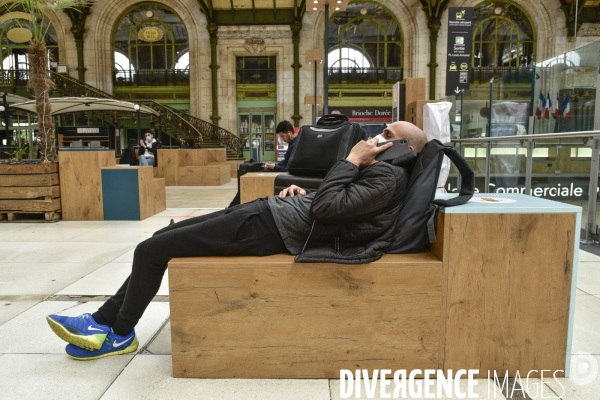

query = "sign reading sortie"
[445,7,473,96]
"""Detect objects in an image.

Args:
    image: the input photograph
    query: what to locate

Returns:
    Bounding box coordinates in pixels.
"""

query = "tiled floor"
[1,182,599,399]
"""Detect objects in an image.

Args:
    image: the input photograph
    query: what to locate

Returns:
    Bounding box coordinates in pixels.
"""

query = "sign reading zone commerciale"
[446,7,473,96]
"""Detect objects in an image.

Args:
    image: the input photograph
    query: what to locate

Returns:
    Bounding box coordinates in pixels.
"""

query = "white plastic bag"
[423,102,452,193]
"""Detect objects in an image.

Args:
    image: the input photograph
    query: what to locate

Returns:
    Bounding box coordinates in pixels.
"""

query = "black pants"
[96,199,287,333]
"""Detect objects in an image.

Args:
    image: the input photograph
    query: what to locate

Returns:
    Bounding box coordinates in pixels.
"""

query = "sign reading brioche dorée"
[446,7,473,96]
[330,107,393,122]
[138,27,164,42]
[77,128,100,134]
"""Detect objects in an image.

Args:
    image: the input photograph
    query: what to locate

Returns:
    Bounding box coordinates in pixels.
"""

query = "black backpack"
[287,114,365,177]
[386,139,475,254]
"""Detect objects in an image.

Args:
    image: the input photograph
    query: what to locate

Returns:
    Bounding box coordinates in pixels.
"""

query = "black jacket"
[294,159,409,264]
[273,137,297,172]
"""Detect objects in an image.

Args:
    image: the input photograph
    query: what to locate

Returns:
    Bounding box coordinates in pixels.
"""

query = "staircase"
[49,71,244,160]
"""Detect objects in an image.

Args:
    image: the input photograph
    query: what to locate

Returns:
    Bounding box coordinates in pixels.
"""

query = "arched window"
[0,11,59,83]
[113,4,188,85]
[114,51,132,79]
[175,51,189,70]
[328,47,371,69]
[472,1,535,81]
[328,1,402,84]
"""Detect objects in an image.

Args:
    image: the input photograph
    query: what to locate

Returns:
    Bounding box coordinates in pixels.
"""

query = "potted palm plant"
[0,0,90,161]
[0,0,89,221]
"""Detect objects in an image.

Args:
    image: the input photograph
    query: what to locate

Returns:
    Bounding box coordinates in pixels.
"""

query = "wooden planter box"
[0,162,61,222]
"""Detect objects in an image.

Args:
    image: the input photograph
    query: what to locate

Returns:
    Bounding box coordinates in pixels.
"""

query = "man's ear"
[409,145,415,152]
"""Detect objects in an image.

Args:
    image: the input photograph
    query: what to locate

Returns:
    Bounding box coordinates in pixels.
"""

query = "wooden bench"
[169,252,442,378]
[168,195,580,379]
[157,149,230,186]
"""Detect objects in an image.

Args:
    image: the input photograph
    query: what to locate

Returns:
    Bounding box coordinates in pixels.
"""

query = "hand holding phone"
[374,139,410,161]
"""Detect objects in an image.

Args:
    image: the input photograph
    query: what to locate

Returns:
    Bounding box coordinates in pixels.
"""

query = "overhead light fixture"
[335,7,340,10]
[313,7,317,10]
[337,0,342,3]
[360,8,367,15]
[314,0,318,3]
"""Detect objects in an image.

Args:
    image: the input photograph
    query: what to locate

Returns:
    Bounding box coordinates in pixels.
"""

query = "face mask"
[373,134,387,143]
[145,136,152,143]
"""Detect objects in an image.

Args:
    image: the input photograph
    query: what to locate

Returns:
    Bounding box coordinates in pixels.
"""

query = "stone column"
[208,22,220,126]
[65,6,92,82]
[290,21,303,127]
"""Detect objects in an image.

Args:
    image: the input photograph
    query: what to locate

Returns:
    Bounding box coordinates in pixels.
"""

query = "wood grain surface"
[440,213,575,377]
[178,165,230,186]
[0,186,60,199]
[240,172,281,203]
[152,178,166,214]
[169,253,442,378]
[58,151,115,220]
[0,173,59,187]
[158,150,180,185]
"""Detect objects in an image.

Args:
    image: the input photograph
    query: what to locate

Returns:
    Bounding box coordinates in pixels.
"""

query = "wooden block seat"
[224,160,242,178]
[157,149,231,186]
[100,167,166,220]
[240,172,284,203]
[179,165,230,186]
[168,252,442,378]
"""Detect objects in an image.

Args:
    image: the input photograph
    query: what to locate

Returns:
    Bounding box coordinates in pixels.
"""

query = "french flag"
[562,94,571,124]
[535,91,545,120]
[553,93,560,119]
[544,92,551,119]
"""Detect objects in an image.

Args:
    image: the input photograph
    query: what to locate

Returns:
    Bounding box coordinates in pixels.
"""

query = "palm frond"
[0,0,93,12]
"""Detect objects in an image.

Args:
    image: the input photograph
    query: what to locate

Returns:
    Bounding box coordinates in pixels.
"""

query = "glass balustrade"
[439,39,600,241]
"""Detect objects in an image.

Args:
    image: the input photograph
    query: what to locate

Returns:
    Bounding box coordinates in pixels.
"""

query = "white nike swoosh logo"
[113,336,134,347]
[87,325,104,332]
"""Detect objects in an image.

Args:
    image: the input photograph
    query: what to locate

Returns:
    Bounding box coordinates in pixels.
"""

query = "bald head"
[382,121,428,152]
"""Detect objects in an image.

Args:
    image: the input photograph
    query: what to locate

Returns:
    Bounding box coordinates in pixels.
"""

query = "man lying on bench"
[46,122,428,360]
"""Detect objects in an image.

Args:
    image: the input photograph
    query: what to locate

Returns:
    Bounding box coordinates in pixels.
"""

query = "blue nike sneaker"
[46,313,109,351]
[66,329,138,360]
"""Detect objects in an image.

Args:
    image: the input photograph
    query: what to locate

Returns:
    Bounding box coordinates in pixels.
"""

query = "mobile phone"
[375,139,410,161]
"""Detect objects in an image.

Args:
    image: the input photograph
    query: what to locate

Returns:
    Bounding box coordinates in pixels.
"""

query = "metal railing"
[0,69,29,87]
[47,71,243,157]
[144,102,244,157]
[452,130,600,243]
[470,66,533,85]
[328,67,402,84]
[114,69,190,86]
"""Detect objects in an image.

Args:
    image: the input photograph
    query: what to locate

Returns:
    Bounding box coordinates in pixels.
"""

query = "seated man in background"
[138,131,160,166]
[263,120,297,171]
[228,120,297,207]
[46,122,427,361]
